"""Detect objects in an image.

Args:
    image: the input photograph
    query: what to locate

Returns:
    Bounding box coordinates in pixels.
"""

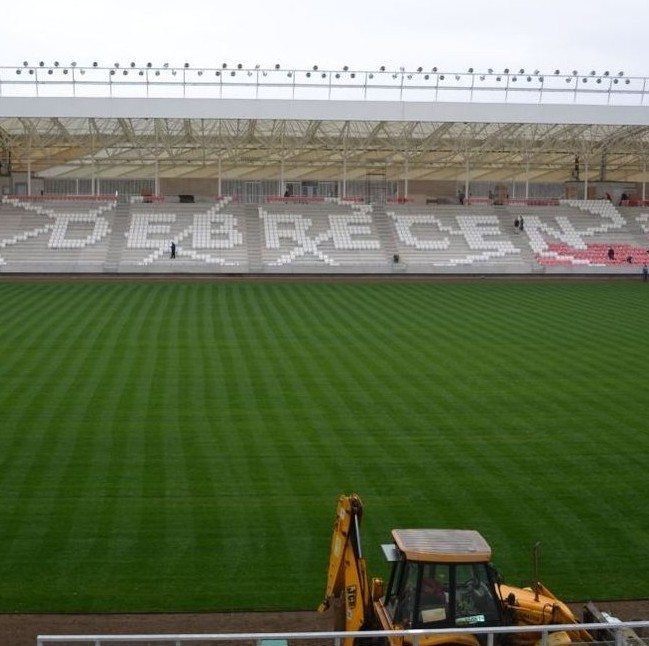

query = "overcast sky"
[1,0,647,76]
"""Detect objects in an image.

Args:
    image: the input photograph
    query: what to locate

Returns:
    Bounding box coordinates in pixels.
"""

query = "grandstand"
[0,194,647,273]
[1,62,648,275]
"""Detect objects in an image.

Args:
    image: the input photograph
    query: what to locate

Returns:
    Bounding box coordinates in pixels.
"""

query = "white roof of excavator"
[391,529,492,563]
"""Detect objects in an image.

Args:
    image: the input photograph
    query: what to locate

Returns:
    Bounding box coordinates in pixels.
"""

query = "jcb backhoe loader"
[318,494,595,646]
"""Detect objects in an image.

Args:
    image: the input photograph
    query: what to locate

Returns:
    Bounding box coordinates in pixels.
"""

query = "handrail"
[36,619,649,644]
[1,64,647,106]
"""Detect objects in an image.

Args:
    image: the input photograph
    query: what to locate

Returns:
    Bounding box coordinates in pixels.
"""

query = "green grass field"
[0,280,648,612]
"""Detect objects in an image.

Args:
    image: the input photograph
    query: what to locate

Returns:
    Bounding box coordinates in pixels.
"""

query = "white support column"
[279,158,284,196]
[525,161,530,199]
[404,156,409,200]
[511,178,516,199]
[27,158,31,196]
[75,178,79,196]
[464,157,470,204]
[583,158,589,200]
[342,157,347,199]
[643,159,647,202]
[218,157,222,197]
[154,160,160,197]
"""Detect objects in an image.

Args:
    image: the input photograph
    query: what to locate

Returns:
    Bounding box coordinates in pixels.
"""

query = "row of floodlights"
[12,62,634,84]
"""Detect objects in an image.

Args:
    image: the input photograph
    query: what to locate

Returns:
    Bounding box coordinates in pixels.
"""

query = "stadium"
[1,3,649,644]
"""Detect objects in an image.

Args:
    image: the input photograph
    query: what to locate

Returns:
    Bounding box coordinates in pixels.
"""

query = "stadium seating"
[0,197,647,273]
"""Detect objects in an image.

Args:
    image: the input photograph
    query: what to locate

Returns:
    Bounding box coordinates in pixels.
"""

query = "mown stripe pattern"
[0,281,647,611]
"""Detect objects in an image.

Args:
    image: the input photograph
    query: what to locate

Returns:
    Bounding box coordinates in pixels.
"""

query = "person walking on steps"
[171,241,176,259]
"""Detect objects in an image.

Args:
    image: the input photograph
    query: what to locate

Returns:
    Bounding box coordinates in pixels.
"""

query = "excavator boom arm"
[318,494,372,634]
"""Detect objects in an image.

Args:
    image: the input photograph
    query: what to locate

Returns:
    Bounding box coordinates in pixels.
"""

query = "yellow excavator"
[318,494,595,646]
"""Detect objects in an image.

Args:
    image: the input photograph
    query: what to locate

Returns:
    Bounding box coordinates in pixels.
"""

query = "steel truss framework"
[1,107,649,185]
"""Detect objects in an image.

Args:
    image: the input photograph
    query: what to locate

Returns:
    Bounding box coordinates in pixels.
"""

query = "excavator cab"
[380,529,503,631]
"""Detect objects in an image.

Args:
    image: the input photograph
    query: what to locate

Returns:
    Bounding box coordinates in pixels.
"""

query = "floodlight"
[519,68,524,74]
[215,71,220,76]
[554,69,560,75]
[590,70,596,75]
[172,70,177,76]
[432,66,437,72]
[110,70,115,75]
[313,65,318,70]
[139,71,144,76]
[417,66,422,72]
[198,70,203,76]
[439,74,445,80]
[368,73,374,79]
[335,73,340,78]
[230,71,235,76]
[534,69,539,75]
[625,79,631,84]
[380,65,385,71]
[71,62,77,67]
[184,62,189,68]
[487,68,493,74]
[23,61,28,66]
[255,64,260,69]
[80,69,85,75]
[237,63,242,69]
[565,78,571,83]
[399,66,405,72]
[39,61,44,66]
[526,76,531,81]
[538,76,544,82]
[93,62,98,67]
[572,70,578,76]
[344,65,349,71]
[618,71,624,76]
[15,69,20,75]
[147,62,152,68]
[603,70,609,76]
[613,78,618,84]
[287,71,292,77]
[504,68,509,73]
[582,77,587,83]
[29,69,34,75]
[275,63,280,69]
[54,61,59,67]
[306,72,311,78]
[468,67,473,73]
[63,69,68,75]
[496,76,501,81]
[48,69,53,74]
[596,78,601,83]
[163,63,169,68]
[512,76,517,82]
[123,70,128,75]
[114,62,120,68]
[424,74,429,80]
[130,62,135,67]
[350,73,355,78]
[407,74,412,79]
[392,74,398,79]
[321,72,326,78]
[479,75,485,81]
[454,74,460,80]
[222,63,227,68]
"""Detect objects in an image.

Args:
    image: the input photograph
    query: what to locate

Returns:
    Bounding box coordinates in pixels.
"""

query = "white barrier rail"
[36,619,649,645]
[1,65,647,106]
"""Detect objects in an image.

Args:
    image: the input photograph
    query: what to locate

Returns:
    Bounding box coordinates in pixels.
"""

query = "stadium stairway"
[372,205,404,272]
[103,202,131,272]
[245,203,264,272]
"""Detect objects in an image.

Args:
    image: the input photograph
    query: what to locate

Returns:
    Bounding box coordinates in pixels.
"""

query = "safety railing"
[36,619,649,646]
[1,64,647,106]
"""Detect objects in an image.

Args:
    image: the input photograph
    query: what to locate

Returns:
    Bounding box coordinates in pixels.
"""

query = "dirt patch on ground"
[3,601,648,646]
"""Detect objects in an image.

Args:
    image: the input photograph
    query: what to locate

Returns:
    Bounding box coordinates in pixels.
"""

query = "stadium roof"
[1,66,649,183]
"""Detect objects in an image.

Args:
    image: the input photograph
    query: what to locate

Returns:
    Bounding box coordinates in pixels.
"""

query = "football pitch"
[0,279,647,612]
